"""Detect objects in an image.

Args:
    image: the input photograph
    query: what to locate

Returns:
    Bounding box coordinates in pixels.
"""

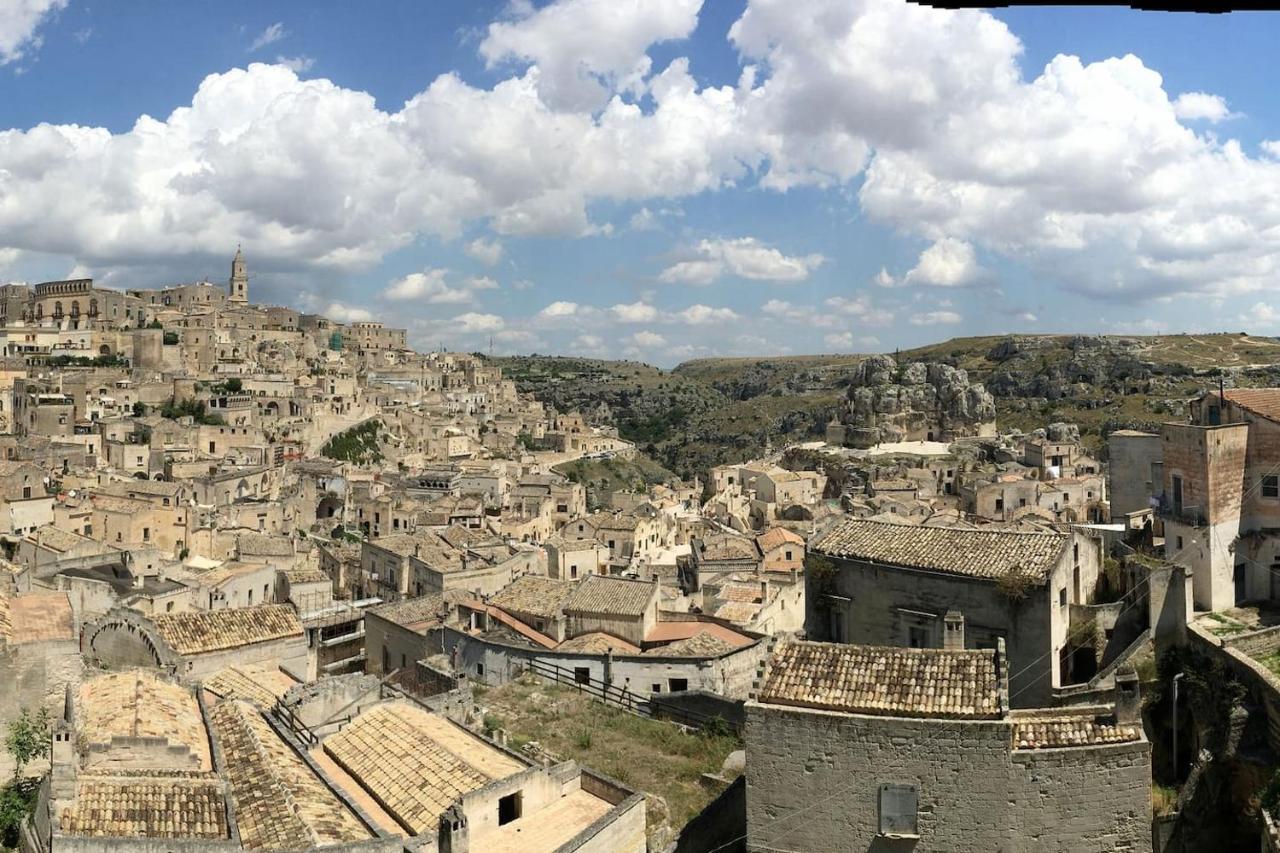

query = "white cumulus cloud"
[480,0,702,112]
[0,0,65,65]
[1172,92,1236,123]
[660,237,825,285]
[910,310,962,326]
[455,312,505,332]
[904,238,986,287]
[611,301,659,322]
[629,330,666,347]
[464,237,504,266]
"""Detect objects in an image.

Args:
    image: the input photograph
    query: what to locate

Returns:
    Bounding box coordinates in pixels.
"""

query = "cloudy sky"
[2,0,1280,364]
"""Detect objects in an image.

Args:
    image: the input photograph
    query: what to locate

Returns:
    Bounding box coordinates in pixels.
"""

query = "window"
[475,662,484,677]
[498,792,522,826]
[1265,475,1280,499]
[907,626,929,648]
[785,550,793,561]
[21,486,30,499]
[570,564,578,579]
[248,589,254,604]
[142,527,150,541]
[574,667,590,685]
[1019,498,1027,507]
[995,497,1004,512]
[1059,588,1067,607]
[668,678,689,692]
[878,784,919,837]
[1073,544,1079,562]
[166,601,174,612]
[1176,535,1184,550]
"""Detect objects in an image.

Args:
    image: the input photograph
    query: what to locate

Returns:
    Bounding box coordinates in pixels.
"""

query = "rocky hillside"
[494,333,1280,480]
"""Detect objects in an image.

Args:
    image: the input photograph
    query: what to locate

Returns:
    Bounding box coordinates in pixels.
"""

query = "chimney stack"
[943,610,965,651]
[1114,666,1142,725]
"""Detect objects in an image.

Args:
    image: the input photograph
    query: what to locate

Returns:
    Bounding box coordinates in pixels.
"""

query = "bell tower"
[229,245,248,303]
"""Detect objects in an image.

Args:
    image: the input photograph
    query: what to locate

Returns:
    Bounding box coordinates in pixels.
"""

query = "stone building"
[1108,428,1163,520]
[83,602,307,680]
[744,639,1151,852]
[807,518,1104,707]
[1158,388,1280,611]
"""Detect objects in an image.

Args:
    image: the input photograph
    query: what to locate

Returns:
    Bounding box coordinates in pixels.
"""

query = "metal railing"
[526,658,740,735]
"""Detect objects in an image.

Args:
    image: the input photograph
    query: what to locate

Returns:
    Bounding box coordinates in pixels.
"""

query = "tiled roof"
[644,631,735,657]
[713,602,762,625]
[323,701,524,834]
[78,672,212,770]
[209,700,370,850]
[370,594,446,628]
[756,527,805,554]
[488,576,574,620]
[1011,716,1142,750]
[555,632,641,655]
[59,772,228,840]
[238,531,296,557]
[812,518,1068,582]
[284,565,330,585]
[757,640,1001,719]
[645,620,754,649]
[202,665,298,710]
[563,575,655,617]
[697,534,759,562]
[0,589,74,645]
[152,604,303,656]
[1223,389,1280,423]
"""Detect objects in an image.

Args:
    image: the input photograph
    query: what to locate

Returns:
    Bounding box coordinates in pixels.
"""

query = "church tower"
[229,245,248,303]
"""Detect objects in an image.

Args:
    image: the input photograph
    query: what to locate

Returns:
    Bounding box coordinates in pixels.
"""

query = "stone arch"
[780,504,814,522]
[316,494,342,520]
[84,615,167,670]
[99,344,112,356]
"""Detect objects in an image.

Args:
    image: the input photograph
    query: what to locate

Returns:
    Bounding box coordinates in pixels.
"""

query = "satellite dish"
[67,489,77,498]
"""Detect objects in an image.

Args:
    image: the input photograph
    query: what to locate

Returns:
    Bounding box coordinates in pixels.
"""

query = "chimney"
[1114,666,1141,725]
[943,610,965,651]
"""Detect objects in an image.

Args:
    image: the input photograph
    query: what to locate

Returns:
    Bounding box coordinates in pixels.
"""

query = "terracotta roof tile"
[1012,716,1141,750]
[563,575,655,617]
[59,773,228,840]
[644,631,735,657]
[755,527,805,554]
[209,700,369,850]
[152,604,302,656]
[812,518,1068,582]
[202,665,298,710]
[1222,389,1280,423]
[323,701,524,835]
[758,640,1001,719]
[555,632,641,655]
[488,576,574,620]
[78,672,211,771]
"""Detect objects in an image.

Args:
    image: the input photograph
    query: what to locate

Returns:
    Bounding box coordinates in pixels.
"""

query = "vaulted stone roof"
[152,604,302,656]
[757,640,1001,719]
[811,518,1068,582]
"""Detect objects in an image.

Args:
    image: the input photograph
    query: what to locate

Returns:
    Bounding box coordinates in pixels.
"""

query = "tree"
[5,707,50,778]
[132,401,147,417]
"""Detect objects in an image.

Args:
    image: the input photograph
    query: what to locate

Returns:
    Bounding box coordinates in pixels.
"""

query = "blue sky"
[2,0,1280,365]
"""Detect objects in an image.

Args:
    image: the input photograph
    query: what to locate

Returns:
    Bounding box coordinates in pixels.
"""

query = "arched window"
[53,301,63,318]
[89,299,98,317]
[70,301,80,317]
[35,304,42,320]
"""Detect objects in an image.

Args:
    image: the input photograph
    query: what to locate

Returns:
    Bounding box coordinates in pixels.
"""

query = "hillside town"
[0,249,1273,853]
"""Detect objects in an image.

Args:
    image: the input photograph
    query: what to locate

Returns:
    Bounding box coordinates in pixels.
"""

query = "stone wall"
[1108,431,1162,520]
[744,702,1151,853]
[0,639,81,778]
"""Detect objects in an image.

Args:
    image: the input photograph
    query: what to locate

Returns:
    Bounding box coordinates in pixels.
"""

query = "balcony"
[1154,495,1207,527]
